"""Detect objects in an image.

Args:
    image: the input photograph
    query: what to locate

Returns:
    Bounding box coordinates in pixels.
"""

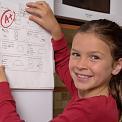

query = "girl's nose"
[76,58,88,70]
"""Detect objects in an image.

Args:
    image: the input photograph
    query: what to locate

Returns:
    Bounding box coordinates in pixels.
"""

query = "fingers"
[26,7,43,18]
[25,2,45,27]
[25,1,54,30]
[25,1,50,21]
[28,15,44,27]
[0,65,5,70]
[26,1,49,10]
[35,1,50,9]
[26,2,42,17]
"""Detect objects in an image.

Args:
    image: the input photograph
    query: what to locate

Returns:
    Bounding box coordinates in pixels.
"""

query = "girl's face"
[69,32,119,97]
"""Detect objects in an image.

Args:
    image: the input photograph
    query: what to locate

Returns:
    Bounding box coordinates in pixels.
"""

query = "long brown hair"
[77,19,122,120]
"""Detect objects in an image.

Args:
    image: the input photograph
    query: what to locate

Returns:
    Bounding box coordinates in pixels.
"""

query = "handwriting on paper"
[1,9,15,28]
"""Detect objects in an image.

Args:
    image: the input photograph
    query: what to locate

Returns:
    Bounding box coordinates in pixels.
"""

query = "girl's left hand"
[25,1,62,40]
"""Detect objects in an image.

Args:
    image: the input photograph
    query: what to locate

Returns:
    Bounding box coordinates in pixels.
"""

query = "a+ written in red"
[1,9,15,28]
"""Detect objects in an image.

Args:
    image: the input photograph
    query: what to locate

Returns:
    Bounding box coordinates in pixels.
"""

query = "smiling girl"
[0,1,121,122]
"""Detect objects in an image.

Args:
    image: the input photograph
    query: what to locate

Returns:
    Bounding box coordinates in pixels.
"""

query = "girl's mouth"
[75,73,93,82]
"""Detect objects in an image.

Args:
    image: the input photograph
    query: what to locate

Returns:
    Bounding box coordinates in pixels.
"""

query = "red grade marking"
[1,9,15,28]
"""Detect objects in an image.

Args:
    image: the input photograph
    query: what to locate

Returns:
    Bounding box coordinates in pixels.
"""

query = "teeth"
[77,74,90,79]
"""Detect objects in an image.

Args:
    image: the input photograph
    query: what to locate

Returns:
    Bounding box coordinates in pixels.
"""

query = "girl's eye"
[71,52,80,57]
[90,55,100,61]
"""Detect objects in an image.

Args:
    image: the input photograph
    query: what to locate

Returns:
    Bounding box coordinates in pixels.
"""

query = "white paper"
[0,0,54,89]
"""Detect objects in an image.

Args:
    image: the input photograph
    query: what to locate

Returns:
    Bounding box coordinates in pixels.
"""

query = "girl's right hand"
[0,65,7,83]
[26,1,62,40]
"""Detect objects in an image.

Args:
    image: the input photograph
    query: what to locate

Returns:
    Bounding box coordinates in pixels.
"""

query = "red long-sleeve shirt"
[0,36,119,122]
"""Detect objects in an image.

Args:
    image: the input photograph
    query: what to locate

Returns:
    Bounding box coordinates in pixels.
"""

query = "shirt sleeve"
[51,36,76,95]
[0,82,24,122]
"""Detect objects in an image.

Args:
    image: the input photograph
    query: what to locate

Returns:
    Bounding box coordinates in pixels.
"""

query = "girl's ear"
[112,58,122,75]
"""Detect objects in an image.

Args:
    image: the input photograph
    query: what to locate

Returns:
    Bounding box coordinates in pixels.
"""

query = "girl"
[0,1,121,122]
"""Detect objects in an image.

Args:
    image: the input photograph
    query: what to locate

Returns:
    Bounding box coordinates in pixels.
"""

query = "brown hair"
[77,19,122,120]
